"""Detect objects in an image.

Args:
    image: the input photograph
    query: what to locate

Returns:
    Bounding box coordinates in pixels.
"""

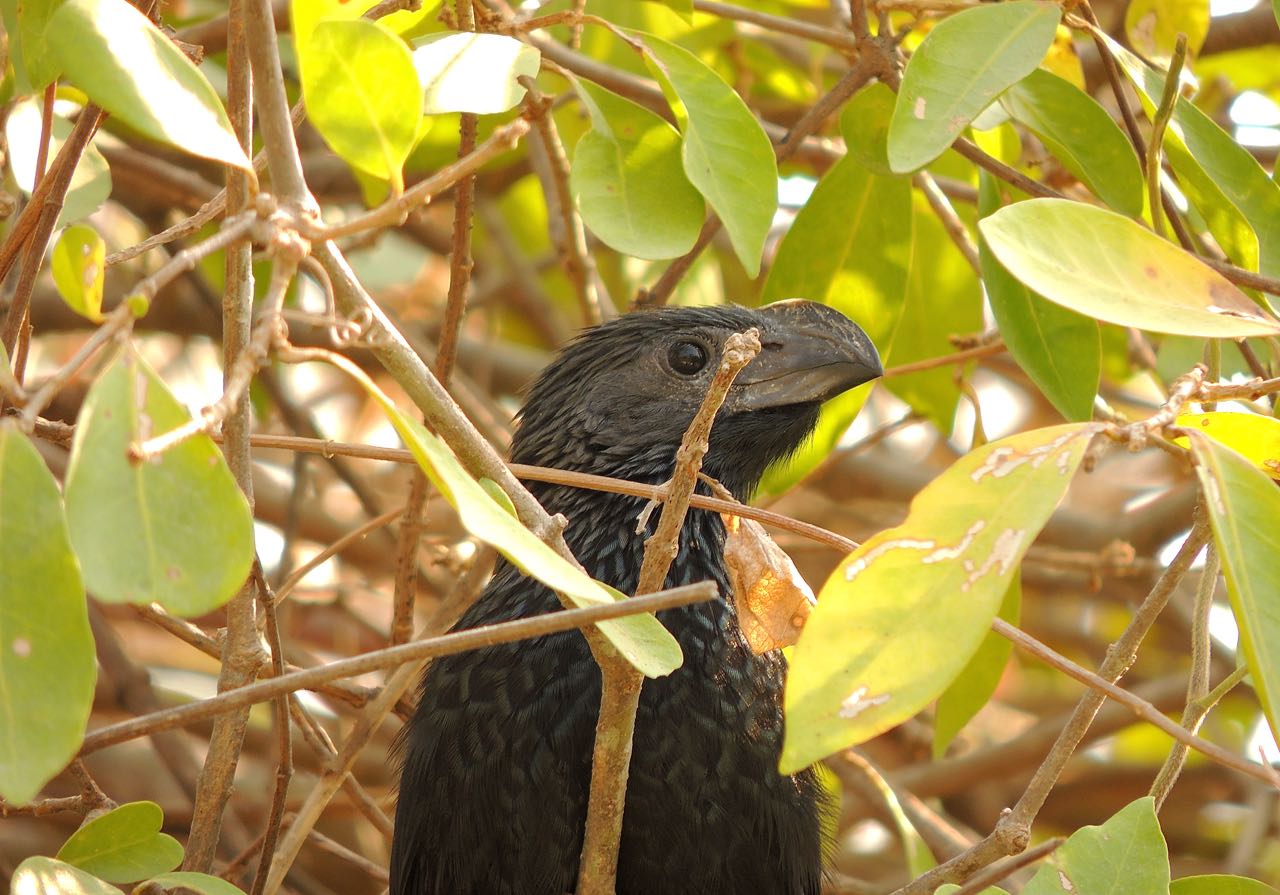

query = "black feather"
[391,304,879,895]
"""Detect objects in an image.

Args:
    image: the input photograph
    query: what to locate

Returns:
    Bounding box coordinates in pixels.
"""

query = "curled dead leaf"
[722,514,815,654]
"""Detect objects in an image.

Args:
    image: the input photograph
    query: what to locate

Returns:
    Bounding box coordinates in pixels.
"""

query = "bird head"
[512,300,881,498]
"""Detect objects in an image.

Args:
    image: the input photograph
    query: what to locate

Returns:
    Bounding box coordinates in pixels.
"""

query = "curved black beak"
[729,299,882,411]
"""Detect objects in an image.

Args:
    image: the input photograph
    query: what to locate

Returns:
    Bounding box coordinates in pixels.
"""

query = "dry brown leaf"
[722,514,816,654]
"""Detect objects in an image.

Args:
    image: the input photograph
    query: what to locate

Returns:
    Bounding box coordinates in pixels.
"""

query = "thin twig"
[577,330,762,895]
[1146,34,1188,237]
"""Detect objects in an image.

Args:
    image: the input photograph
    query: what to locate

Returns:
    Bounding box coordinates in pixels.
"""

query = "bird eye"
[667,340,709,376]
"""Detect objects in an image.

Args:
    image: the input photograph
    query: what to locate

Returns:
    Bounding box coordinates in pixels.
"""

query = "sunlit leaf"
[57,801,183,883]
[934,572,1020,758]
[10,857,122,895]
[4,99,112,226]
[0,424,94,806]
[782,424,1096,771]
[1175,412,1280,480]
[1000,69,1143,216]
[1190,432,1280,746]
[1125,0,1210,62]
[48,0,249,168]
[888,0,1061,172]
[979,198,1280,337]
[570,78,703,259]
[637,31,777,276]
[413,31,541,115]
[51,224,106,322]
[300,18,420,190]
[65,349,255,616]
[337,358,683,677]
[1024,797,1169,895]
[979,176,1099,421]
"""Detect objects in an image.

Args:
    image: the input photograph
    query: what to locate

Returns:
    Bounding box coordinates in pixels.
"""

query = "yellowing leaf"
[51,224,106,322]
[782,424,1097,772]
[1175,412,1280,480]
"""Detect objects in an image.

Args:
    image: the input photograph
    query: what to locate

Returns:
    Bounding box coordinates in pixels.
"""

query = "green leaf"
[4,99,112,227]
[1107,35,1280,278]
[639,0,692,20]
[10,857,122,895]
[999,69,1143,217]
[843,83,896,176]
[0,424,94,805]
[2,0,65,89]
[979,198,1280,337]
[1190,432,1280,747]
[781,424,1095,772]
[887,0,1061,173]
[1172,875,1280,895]
[48,0,249,169]
[939,885,1009,895]
[1174,412,1280,480]
[140,873,248,895]
[57,801,183,883]
[413,31,541,115]
[758,132,912,493]
[64,348,255,617]
[933,572,1020,758]
[51,224,106,322]
[889,189,983,432]
[1125,0,1210,62]
[338,359,682,677]
[570,79,703,259]
[979,176,1099,422]
[1024,797,1169,895]
[637,31,777,276]
[300,19,420,190]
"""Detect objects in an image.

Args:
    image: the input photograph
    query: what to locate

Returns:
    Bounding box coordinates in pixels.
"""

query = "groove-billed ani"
[392,301,881,895]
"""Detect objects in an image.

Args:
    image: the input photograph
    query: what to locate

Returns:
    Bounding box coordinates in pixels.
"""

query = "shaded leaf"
[759,135,912,493]
[141,874,248,895]
[999,69,1144,216]
[1024,797,1169,895]
[0,424,94,805]
[638,31,777,276]
[888,0,1061,172]
[413,31,540,115]
[51,224,106,322]
[570,78,703,259]
[1190,432,1280,746]
[64,349,255,617]
[979,198,1280,337]
[1108,35,1280,278]
[1172,875,1280,895]
[782,424,1096,771]
[3,0,64,89]
[979,176,1099,421]
[49,0,249,168]
[57,801,183,883]
[844,82,896,176]
[300,19,420,190]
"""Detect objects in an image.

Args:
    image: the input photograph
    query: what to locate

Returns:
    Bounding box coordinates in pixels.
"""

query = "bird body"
[392,303,881,895]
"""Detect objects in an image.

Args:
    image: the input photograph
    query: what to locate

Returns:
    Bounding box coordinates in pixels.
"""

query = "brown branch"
[249,573,293,895]
[577,330,761,894]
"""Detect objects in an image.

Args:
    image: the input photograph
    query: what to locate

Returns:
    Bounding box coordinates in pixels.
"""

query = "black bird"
[391,301,881,895]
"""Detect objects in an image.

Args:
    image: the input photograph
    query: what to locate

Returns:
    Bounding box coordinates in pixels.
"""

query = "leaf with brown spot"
[722,514,814,654]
